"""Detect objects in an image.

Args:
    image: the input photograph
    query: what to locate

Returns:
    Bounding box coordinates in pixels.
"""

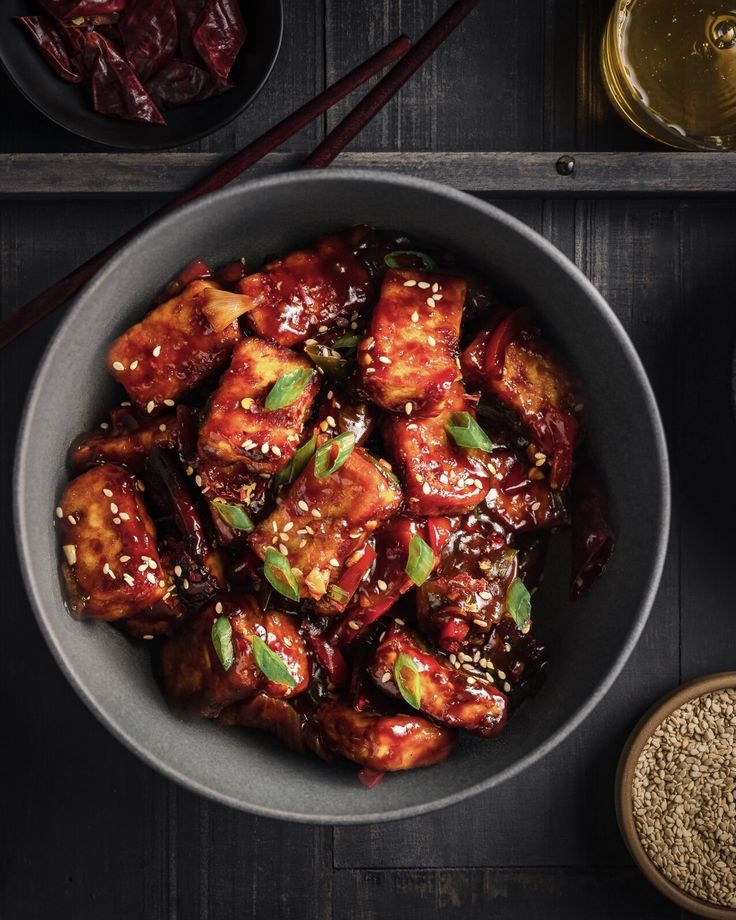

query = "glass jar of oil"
[601,1,736,150]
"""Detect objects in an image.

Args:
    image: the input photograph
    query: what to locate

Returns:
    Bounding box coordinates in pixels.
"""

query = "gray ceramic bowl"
[14,170,670,824]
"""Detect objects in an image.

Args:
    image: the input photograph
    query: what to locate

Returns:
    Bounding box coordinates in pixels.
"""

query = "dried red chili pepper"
[87,31,166,124]
[173,0,206,61]
[192,0,246,81]
[305,633,349,687]
[148,60,230,109]
[569,464,614,600]
[119,0,178,82]
[16,16,83,83]
[357,767,384,788]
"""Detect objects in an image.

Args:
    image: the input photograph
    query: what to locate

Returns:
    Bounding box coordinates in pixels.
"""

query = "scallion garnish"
[332,334,360,355]
[445,412,497,454]
[274,434,317,486]
[265,367,313,410]
[305,343,349,378]
[506,577,531,630]
[327,583,350,605]
[251,634,297,688]
[211,499,255,532]
[394,652,422,709]
[211,615,234,671]
[384,250,437,271]
[313,431,356,479]
[405,534,435,587]
[263,547,300,602]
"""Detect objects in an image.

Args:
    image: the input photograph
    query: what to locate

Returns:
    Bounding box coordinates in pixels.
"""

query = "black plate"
[0,1,283,150]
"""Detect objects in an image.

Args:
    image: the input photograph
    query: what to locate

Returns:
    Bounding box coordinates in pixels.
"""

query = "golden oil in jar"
[601,1,736,150]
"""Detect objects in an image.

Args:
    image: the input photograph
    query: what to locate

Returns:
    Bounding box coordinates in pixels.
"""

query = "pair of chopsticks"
[0,0,481,352]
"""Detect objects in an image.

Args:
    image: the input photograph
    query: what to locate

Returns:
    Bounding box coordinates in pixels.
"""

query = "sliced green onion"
[405,534,435,587]
[263,547,300,602]
[265,367,313,410]
[394,653,421,709]
[445,412,497,454]
[251,634,297,688]
[211,615,234,671]
[384,250,437,271]
[274,434,317,486]
[327,583,350,605]
[211,499,254,532]
[305,343,349,379]
[313,431,355,479]
[506,577,531,631]
[332,334,360,354]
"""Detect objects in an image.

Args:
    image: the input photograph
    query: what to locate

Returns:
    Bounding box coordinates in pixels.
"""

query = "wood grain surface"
[2,1,733,918]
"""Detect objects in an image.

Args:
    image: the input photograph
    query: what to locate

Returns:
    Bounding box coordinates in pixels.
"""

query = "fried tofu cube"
[108,280,242,414]
[56,463,165,620]
[384,382,491,516]
[358,269,466,416]
[368,623,508,738]
[250,445,403,602]
[483,448,566,533]
[198,337,320,476]
[161,595,310,717]
[70,412,177,473]
[313,700,456,771]
[461,313,583,490]
[237,232,373,346]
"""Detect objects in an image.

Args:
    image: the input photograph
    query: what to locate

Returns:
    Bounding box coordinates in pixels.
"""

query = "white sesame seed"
[261,443,270,454]
[283,522,294,532]
[120,555,131,563]
[432,283,439,293]
[194,475,202,487]
[418,281,430,289]
[497,670,507,680]
[467,676,476,685]
[271,445,282,458]
[403,279,417,287]
[531,501,541,511]
[381,671,391,682]
[365,368,375,374]
[123,573,135,586]
[318,325,328,333]
[110,502,118,514]
[377,579,388,591]
[55,506,63,518]
[479,590,492,600]
[174,565,182,577]
[279,544,289,556]
[378,356,392,364]
[119,512,130,521]
[426,297,435,308]
[215,601,223,614]
[422,482,431,495]
[62,544,77,565]
[164,399,175,407]
[298,500,309,512]
[503,681,511,692]
[112,361,125,371]
[427,335,436,347]
[329,558,340,568]
[159,424,167,433]
[146,401,155,414]
[100,422,109,430]
[311,509,322,519]
[152,345,161,357]
[67,515,76,525]
[113,517,121,525]
[130,360,139,370]
[411,311,419,322]
[146,573,157,584]
[348,620,360,630]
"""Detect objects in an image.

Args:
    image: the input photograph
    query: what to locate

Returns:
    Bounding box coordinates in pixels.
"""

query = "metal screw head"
[556,154,575,176]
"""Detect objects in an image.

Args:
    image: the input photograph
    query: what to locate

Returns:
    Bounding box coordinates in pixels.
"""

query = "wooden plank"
[2,151,736,198]
[0,199,331,920]
[333,868,679,919]
[676,201,736,680]
[324,0,545,152]
[334,199,682,870]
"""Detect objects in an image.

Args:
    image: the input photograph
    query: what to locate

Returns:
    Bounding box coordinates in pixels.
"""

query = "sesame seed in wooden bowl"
[616,673,736,920]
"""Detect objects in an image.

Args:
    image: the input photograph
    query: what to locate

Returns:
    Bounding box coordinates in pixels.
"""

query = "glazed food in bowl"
[15,170,669,822]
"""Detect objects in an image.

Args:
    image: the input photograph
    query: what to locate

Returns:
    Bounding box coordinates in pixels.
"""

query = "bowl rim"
[615,672,736,919]
[0,0,284,151]
[13,168,672,823]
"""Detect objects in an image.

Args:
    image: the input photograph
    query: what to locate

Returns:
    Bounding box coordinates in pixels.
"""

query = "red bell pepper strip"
[483,308,531,380]
[437,617,470,653]
[569,464,614,600]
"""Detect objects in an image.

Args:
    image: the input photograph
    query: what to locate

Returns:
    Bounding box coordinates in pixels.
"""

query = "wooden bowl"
[616,672,736,919]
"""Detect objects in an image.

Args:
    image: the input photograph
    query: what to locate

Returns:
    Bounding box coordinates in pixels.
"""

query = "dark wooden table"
[2,2,735,918]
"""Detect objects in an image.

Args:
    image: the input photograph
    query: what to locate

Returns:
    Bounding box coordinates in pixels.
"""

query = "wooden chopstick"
[0,35,412,351]
[303,0,482,169]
